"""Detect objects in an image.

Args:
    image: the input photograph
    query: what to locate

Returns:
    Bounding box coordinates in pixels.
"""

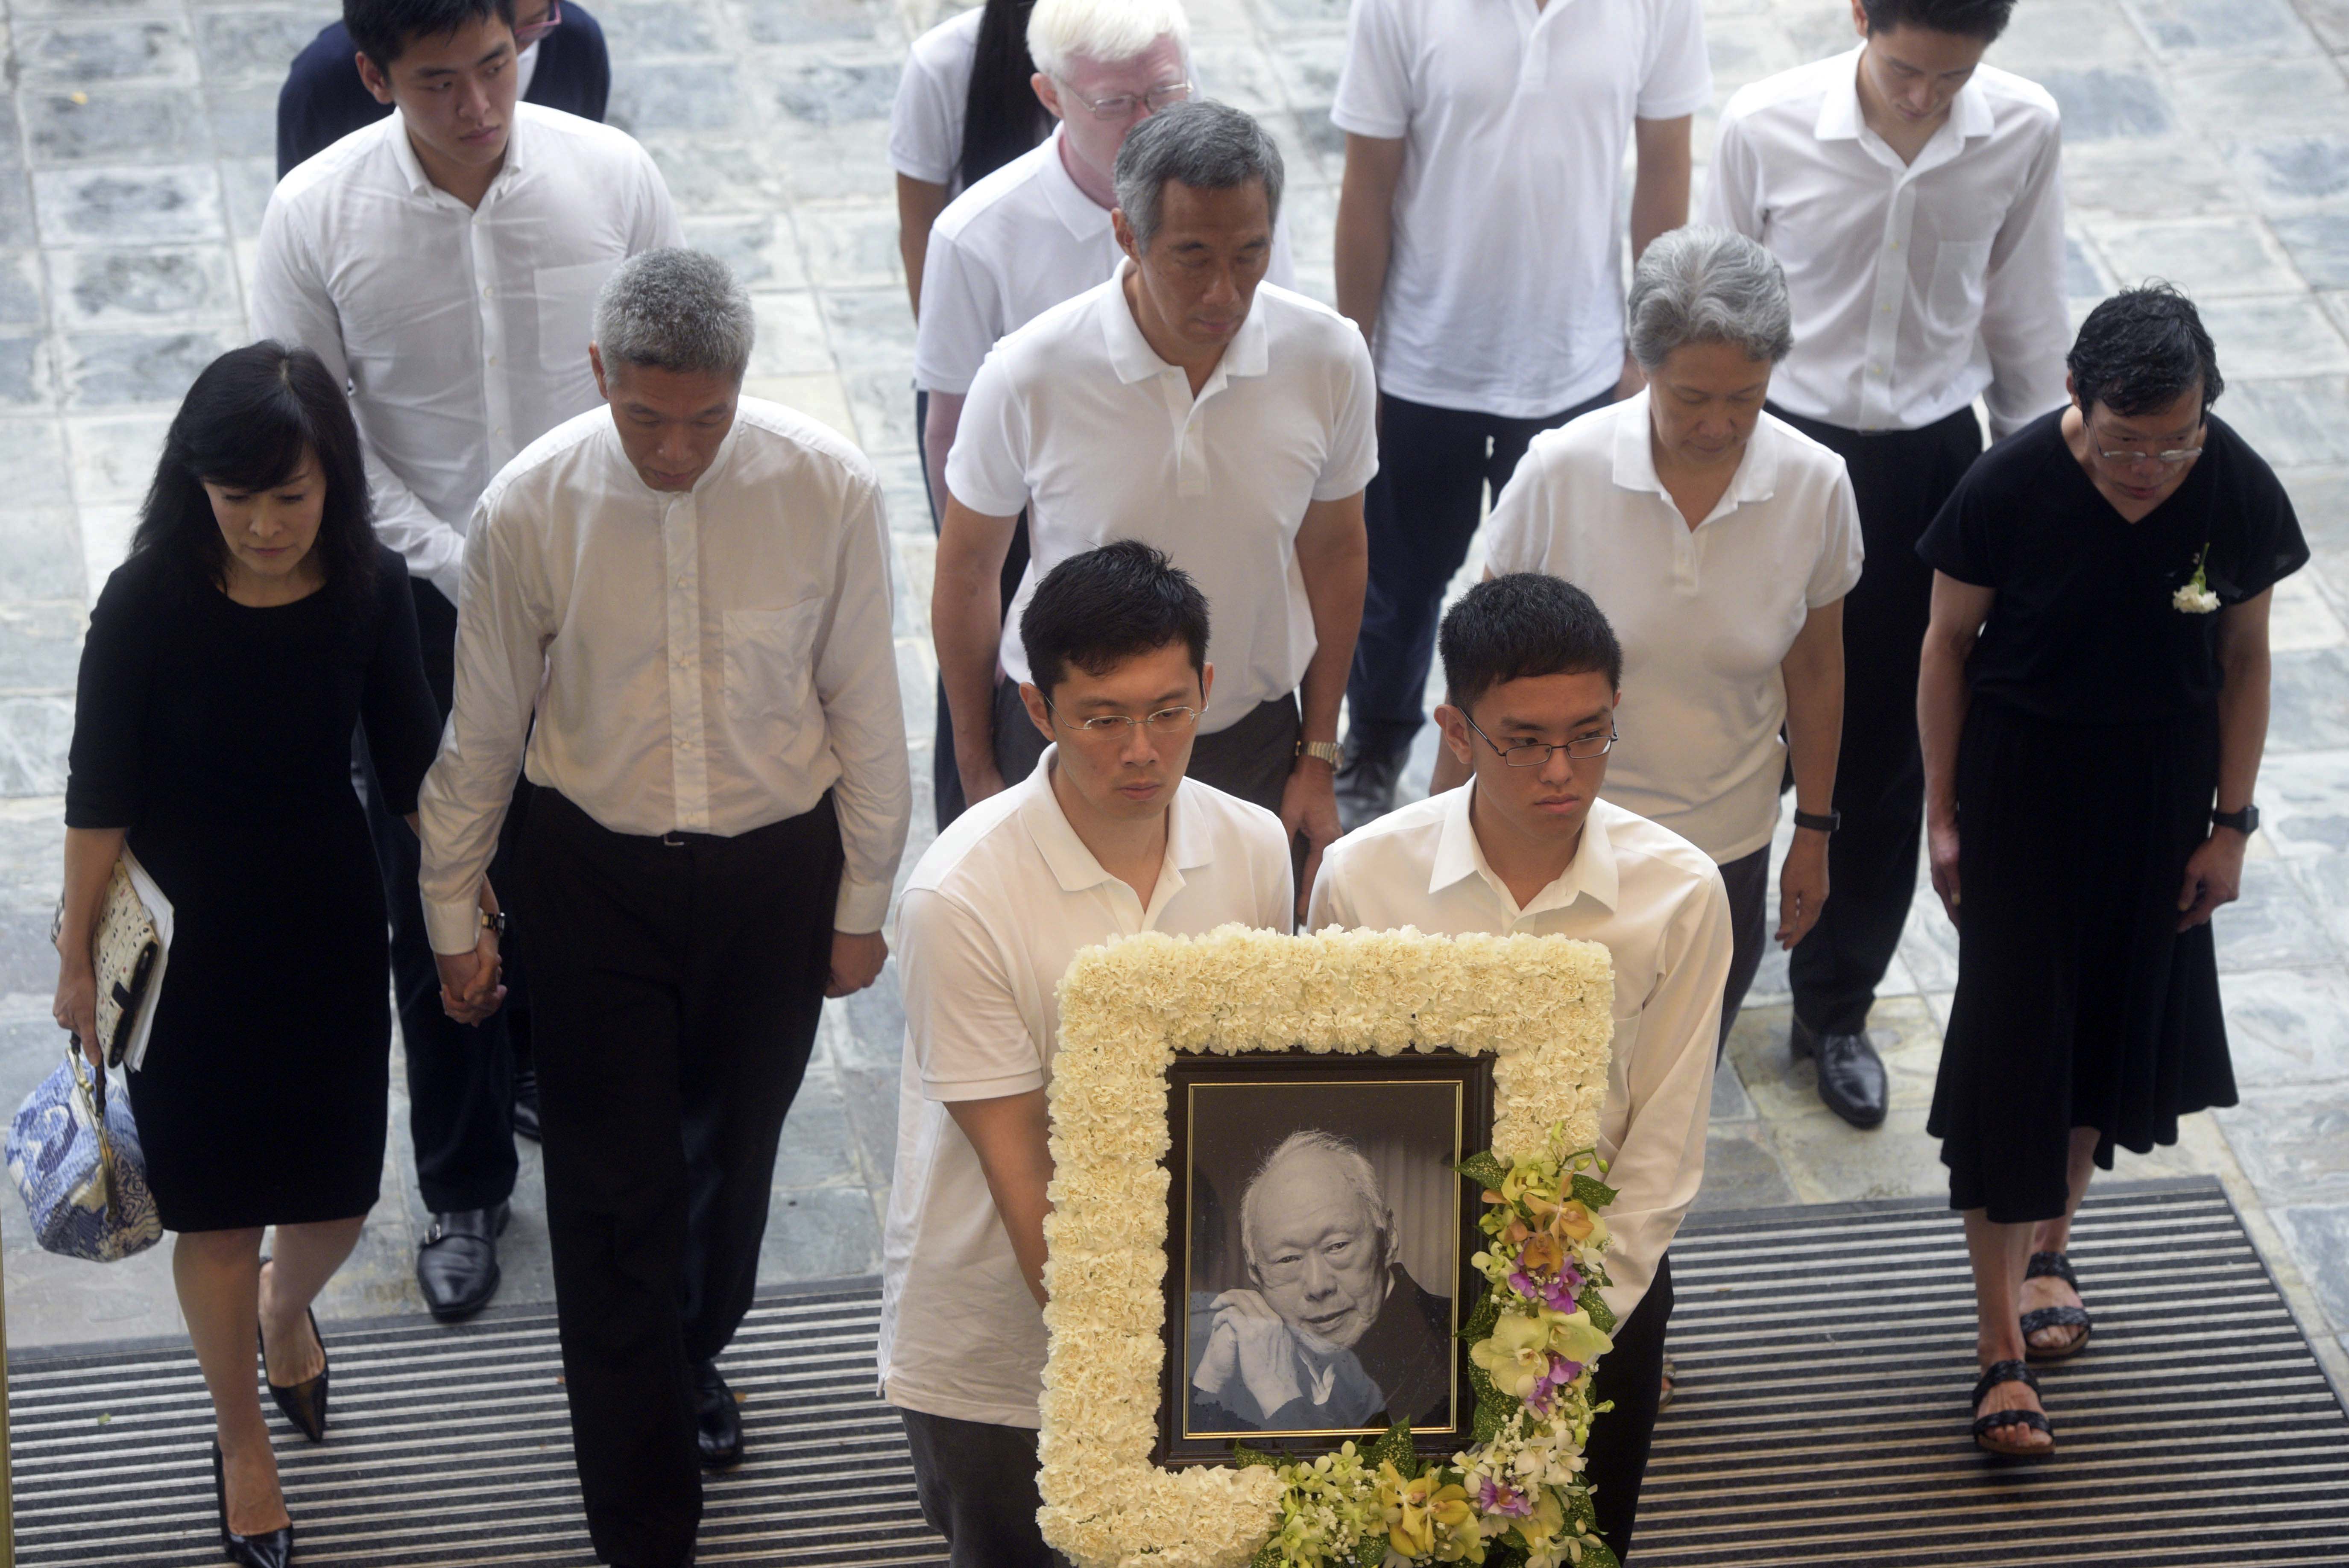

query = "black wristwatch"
[2212,804,2259,836]
[1792,808,1841,834]
[480,910,509,937]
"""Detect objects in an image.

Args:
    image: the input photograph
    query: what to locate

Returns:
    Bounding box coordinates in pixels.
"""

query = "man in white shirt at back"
[936,101,1374,910]
[1703,0,2066,1130]
[1328,0,1712,830]
[882,542,1293,1565]
[252,0,682,1325]
[1308,572,1731,1563]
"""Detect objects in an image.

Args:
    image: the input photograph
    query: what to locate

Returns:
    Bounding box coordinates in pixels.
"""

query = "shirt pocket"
[721,598,826,743]
[1924,239,1995,337]
[534,257,622,374]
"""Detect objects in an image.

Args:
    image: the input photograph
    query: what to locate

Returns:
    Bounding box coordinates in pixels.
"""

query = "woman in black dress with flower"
[1916,286,2308,1457]
[52,344,457,1564]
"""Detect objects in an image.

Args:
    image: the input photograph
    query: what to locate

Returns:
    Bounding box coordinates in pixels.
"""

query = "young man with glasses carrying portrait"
[278,0,612,177]
[882,543,1294,1567]
[1307,572,1731,1565]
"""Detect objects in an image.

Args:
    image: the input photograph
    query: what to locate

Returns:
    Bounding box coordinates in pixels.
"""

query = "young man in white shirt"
[420,252,910,1568]
[252,0,682,1321]
[1328,0,1713,829]
[1308,572,1731,1562]
[882,542,1293,1565]
[1703,0,2066,1129]
[937,101,1374,909]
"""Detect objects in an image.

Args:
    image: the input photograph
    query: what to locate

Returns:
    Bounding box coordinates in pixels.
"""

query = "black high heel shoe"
[258,1306,330,1442]
[211,1441,294,1568]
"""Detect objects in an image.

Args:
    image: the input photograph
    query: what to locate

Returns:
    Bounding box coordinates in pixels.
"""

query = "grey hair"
[1238,1129,1389,1272]
[592,248,756,383]
[1626,225,1794,372]
[1113,99,1284,251]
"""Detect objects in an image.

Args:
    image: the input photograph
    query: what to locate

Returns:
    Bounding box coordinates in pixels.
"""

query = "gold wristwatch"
[1296,740,1344,766]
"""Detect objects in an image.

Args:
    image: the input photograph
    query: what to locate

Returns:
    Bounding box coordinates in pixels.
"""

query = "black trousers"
[1583,1251,1674,1562]
[899,1408,1073,1568]
[1777,405,1984,1036]
[512,789,843,1568]
[354,578,518,1215]
[990,677,1302,816]
[917,386,1031,831]
[1716,845,1770,1054]
[1344,386,1613,762]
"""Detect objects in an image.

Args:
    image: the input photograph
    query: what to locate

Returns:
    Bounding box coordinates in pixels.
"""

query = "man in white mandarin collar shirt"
[1308,573,1730,1564]
[882,542,1292,1566]
[1702,0,2066,1128]
[1328,0,1713,830]
[419,252,910,1568]
[253,0,682,1320]
[936,101,1374,914]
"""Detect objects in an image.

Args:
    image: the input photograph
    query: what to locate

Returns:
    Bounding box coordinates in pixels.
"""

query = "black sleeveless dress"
[1915,410,2308,1224]
[64,545,441,1232]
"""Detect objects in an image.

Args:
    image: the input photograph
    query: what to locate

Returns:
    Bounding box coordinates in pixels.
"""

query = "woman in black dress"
[52,344,454,1564]
[1916,287,2307,1457]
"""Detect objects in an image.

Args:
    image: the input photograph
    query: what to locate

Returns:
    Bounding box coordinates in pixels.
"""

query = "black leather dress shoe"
[417,1202,510,1322]
[1333,739,1407,833]
[694,1359,744,1471]
[511,1062,542,1143]
[1791,1015,1889,1129]
[212,1442,293,1568]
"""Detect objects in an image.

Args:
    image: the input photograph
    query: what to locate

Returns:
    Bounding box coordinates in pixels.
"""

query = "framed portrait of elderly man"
[1155,1051,1494,1466]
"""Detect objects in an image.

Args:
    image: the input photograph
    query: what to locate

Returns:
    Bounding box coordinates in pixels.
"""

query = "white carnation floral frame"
[1036,925,1616,1568]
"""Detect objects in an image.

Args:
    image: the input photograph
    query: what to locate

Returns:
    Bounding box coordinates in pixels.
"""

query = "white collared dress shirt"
[889,6,983,191]
[913,126,1298,397]
[878,749,1294,1428]
[1483,393,1863,862]
[1307,790,1730,1321]
[1331,0,1713,418]
[1702,47,2068,440]
[416,399,911,953]
[945,270,1378,733]
[254,104,684,603]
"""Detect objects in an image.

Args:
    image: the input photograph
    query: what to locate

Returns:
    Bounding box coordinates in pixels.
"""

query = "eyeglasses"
[515,0,562,47]
[2096,444,2204,466]
[1044,697,1206,739]
[1055,78,1192,120]
[1461,711,1617,767]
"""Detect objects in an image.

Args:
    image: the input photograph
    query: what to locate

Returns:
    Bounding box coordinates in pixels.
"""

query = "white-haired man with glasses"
[1308,573,1730,1565]
[883,542,1292,1565]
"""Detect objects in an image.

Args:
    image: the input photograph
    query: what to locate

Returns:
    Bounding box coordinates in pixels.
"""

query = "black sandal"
[2022,1250,2093,1361]
[1972,1358,2054,1457]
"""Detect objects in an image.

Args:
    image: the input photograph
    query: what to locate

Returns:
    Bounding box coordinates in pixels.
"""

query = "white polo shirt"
[887,5,983,190]
[945,271,1379,734]
[913,126,1298,397]
[1307,791,1729,1321]
[879,749,1295,1428]
[1702,48,2068,440]
[1483,393,1863,862]
[1331,0,1713,418]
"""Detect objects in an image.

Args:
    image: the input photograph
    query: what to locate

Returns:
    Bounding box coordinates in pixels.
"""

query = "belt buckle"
[660,830,689,848]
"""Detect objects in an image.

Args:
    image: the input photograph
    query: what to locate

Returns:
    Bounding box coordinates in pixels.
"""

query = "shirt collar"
[1099,259,1271,388]
[385,106,527,199]
[1429,783,1620,920]
[1039,126,1113,241]
[1816,45,1995,150]
[1608,391,1782,520]
[1018,745,1213,897]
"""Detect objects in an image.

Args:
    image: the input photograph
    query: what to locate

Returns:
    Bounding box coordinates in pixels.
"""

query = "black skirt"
[1927,696,2236,1223]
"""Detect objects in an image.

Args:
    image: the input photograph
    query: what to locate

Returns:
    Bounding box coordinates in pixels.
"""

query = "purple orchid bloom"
[1478,1477,1535,1518]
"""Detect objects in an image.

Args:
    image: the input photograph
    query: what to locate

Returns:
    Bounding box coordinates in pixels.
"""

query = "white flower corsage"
[2174,544,2219,614]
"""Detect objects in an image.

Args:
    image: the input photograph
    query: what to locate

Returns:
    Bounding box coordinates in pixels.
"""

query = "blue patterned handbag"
[6,1044,162,1261]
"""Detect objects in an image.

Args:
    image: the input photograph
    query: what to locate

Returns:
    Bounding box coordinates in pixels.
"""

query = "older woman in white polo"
[1444,225,1861,1073]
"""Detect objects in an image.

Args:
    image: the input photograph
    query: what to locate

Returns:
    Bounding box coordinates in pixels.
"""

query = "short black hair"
[345,0,517,71]
[1020,541,1210,699]
[1859,0,2017,41]
[2067,283,2225,418]
[1439,573,1624,715]
[130,341,378,603]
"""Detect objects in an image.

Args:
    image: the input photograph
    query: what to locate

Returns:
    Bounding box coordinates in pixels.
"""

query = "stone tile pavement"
[0,0,2344,1408]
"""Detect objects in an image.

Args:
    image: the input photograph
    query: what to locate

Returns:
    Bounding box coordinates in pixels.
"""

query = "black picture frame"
[1154,1048,1497,1469]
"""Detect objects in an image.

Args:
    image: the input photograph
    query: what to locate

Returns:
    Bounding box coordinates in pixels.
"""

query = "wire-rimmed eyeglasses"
[1461,710,1617,767]
[516,0,563,48]
[1055,79,1193,120]
[1043,697,1207,739]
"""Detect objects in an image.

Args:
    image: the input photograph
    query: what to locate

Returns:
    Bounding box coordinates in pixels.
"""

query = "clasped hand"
[436,929,506,1025]
[1194,1288,1331,1416]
